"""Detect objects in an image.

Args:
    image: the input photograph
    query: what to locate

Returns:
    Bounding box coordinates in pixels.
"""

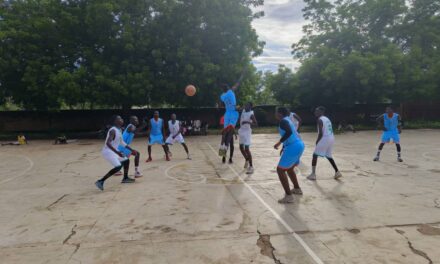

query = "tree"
[0,0,264,110]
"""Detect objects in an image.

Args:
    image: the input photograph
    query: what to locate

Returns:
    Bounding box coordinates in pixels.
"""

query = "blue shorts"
[149,134,164,145]
[224,111,239,128]
[118,145,133,157]
[278,141,305,170]
[381,131,400,143]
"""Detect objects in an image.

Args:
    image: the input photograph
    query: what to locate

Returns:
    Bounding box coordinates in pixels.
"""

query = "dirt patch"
[256,233,282,264]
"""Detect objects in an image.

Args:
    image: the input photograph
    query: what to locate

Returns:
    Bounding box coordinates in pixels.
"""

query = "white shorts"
[165,134,185,145]
[102,149,127,168]
[314,136,334,158]
[238,129,252,146]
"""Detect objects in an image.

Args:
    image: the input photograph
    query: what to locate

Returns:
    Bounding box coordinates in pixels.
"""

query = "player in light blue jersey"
[146,111,170,162]
[218,75,243,157]
[374,106,403,162]
[117,116,145,178]
[273,107,305,204]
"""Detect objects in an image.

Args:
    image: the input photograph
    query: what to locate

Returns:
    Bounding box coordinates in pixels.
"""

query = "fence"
[0,103,438,133]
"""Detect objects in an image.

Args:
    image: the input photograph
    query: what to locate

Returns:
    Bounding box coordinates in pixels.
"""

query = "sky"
[251,0,307,72]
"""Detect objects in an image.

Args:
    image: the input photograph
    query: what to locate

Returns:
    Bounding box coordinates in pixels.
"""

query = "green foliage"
[0,0,264,110]
[267,0,440,106]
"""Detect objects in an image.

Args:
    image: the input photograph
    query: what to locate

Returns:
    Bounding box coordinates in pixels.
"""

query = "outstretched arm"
[231,73,244,91]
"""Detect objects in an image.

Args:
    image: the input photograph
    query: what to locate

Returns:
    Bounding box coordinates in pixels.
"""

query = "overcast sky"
[251,0,306,72]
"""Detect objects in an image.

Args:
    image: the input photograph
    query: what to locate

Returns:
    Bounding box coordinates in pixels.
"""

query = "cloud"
[251,0,306,72]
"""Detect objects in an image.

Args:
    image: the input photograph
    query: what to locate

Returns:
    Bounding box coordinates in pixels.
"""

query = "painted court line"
[206,143,324,264]
[0,154,34,186]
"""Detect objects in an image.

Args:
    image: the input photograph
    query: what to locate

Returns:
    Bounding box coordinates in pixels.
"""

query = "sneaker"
[397,157,403,162]
[291,188,303,195]
[145,157,152,163]
[373,156,380,162]
[222,157,226,164]
[244,160,249,169]
[246,166,254,174]
[121,177,135,183]
[114,171,123,176]
[278,195,294,204]
[228,159,233,164]
[134,171,143,178]
[307,173,316,181]
[95,180,104,191]
[334,171,342,179]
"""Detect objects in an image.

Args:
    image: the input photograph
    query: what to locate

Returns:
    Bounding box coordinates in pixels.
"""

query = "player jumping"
[95,115,135,191]
[238,102,258,174]
[165,113,191,160]
[218,75,242,158]
[146,111,170,162]
[274,107,305,204]
[373,106,403,162]
[307,106,342,181]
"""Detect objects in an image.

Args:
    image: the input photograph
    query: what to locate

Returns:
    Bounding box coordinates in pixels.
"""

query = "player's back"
[221,90,236,112]
[319,116,334,137]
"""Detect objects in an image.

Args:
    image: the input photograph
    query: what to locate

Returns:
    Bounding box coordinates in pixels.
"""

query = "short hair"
[154,111,159,115]
[220,83,230,90]
[277,107,289,117]
[110,115,120,125]
[247,102,253,107]
[316,106,326,113]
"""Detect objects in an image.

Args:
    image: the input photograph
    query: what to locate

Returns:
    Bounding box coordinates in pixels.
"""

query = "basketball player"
[307,106,342,180]
[374,106,403,162]
[146,111,170,162]
[218,76,242,157]
[274,107,305,204]
[118,116,144,177]
[165,113,191,160]
[289,111,302,131]
[239,102,258,174]
[95,115,135,191]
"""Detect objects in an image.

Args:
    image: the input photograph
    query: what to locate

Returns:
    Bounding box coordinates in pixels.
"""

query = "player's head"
[276,107,289,121]
[245,102,253,111]
[220,83,230,92]
[171,113,176,121]
[153,111,159,119]
[111,115,124,127]
[130,116,139,126]
[314,106,326,117]
[385,106,393,114]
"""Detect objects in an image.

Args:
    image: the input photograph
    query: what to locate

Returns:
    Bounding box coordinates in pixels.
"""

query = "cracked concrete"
[1,131,440,263]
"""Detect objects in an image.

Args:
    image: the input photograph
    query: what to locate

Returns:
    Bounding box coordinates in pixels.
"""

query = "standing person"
[146,111,170,162]
[373,106,403,162]
[117,116,144,178]
[95,115,135,191]
[274,107,305,204]
[238,102,258,174]
[218,75,242,157]
[307,106,342,181]
[289,111,302,131]
[165,113,191,160]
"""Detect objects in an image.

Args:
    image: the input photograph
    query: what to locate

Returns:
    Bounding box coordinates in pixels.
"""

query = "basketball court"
[1,130,440,263]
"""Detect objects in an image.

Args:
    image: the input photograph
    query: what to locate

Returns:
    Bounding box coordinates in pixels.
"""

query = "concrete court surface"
[0,130,440,264]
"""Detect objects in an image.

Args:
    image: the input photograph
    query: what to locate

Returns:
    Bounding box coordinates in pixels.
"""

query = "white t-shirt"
[240,110,254,130]
[103,127,126,151]
[319,116,334,137]
[168,120,181,136]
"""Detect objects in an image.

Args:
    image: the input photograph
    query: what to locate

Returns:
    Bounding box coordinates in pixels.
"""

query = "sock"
[311,166,316,174]
[376,150,381,157]
[135,167,139,172]
[397,152,401,158]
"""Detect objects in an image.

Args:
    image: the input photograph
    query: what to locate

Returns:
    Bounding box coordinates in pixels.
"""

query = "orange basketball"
[185,85,196,96]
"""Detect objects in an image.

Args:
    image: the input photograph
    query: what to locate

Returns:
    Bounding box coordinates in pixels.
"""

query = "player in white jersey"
[307,106,342,180]
[289,111,302,131]
[95,115,135,191]
[238,102,258,174]
[165,114,191,160]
